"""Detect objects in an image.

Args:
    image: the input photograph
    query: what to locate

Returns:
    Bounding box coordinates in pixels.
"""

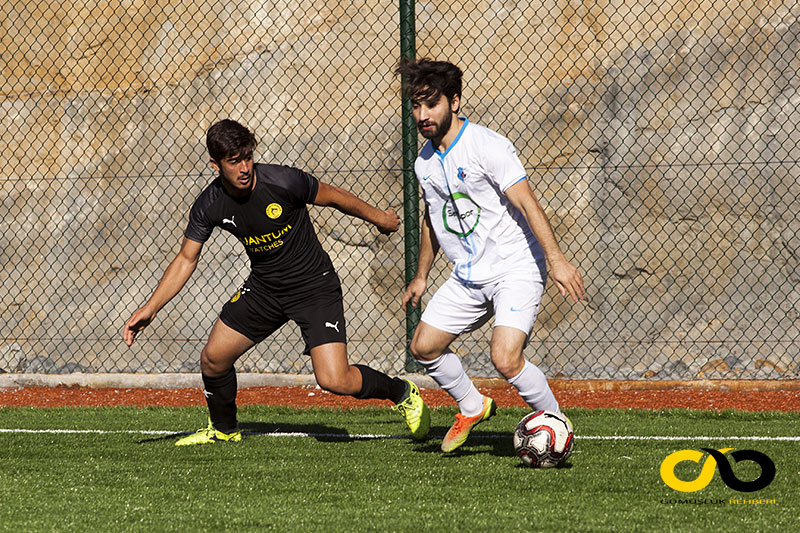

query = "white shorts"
[421,272,545,337]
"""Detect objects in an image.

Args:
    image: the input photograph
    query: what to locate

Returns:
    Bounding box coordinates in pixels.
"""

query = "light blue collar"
[435,117,469,159]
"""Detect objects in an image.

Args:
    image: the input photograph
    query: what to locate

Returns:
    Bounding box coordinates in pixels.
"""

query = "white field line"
[0,428,799,441]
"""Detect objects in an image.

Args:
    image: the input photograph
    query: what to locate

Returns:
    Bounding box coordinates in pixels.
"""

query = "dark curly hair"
[395,57,462,108]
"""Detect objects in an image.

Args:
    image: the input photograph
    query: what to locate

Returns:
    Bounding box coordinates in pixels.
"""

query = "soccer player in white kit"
[396,58,585,452]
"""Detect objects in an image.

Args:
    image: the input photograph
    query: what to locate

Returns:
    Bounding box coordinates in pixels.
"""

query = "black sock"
[353,364,408,404]
[201,368,238,433]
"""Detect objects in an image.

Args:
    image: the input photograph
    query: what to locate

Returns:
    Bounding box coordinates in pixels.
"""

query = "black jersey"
[184,163,334,290]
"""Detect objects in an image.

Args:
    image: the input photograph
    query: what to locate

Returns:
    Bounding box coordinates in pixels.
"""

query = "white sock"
[508,360,560,413]
[418,352,485,416]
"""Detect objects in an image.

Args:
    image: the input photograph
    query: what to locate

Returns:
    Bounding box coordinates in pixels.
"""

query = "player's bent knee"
[314,367,359,396]
[408,338,425,360]
[409,337,439,362]
[318,383,348,395]
[200,349,233,377]
[492,353,524,379]
[315,376,352,396]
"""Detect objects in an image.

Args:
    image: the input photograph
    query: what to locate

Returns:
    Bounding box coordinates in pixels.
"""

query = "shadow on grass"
[433,433,575,469]
[410,426,518,458]
[137,432,190,444]
[136,421,353,444]
[137,424,524,454]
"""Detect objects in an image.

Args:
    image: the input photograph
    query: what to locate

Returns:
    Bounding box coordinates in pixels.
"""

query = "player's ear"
[209,158,221,172]
[450,94,461,114]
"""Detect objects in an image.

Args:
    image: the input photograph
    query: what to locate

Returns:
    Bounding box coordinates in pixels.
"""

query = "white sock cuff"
[508,360,534,385]
[418,352,484,415]
[417,353,448,371]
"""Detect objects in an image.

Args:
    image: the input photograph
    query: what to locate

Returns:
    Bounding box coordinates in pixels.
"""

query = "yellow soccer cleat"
[392,379,431,440]
[174,420,242,446]
[441,396,497,453]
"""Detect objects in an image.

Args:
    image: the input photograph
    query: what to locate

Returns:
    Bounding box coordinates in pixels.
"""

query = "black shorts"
[219,271,347,354]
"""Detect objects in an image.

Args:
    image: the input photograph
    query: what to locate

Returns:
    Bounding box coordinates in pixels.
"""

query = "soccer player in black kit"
[123,119,430,445]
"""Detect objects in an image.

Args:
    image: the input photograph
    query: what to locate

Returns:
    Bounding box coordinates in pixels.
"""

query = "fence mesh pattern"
[2,1,799,380]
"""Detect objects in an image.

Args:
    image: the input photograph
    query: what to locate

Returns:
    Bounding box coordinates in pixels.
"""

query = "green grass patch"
[0,406,798,531]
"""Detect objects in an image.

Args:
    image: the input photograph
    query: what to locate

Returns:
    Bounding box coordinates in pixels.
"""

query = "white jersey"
[415,118,547,285]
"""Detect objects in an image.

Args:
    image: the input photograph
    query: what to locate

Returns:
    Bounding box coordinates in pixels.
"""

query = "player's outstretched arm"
[313,182,400,234]
[402,207,439,311]
[123,237,203,346]
[504,180,585,303]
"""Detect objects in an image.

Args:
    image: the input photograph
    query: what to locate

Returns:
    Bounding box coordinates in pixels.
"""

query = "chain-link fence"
[2,1,799,380]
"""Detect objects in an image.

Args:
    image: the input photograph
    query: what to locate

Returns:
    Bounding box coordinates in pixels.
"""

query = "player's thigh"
[415,278,491,359]
[287,280,347,355]
[491,275,544,338]
[219,277,288,345]
[490,276,545,376]
[201,318,257,375]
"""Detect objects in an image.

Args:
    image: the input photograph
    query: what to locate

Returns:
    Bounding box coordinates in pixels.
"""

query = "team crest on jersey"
[457,167,468,182]
[443,192,480,237]
[266,203,282,219]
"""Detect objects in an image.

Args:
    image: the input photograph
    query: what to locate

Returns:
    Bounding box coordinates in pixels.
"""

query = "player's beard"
[418,111,453,140]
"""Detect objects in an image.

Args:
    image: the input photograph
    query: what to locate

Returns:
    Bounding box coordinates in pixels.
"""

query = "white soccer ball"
[513,410,574,468]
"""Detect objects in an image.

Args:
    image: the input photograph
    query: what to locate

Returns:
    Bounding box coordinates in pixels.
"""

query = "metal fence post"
[399,0,421,372]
